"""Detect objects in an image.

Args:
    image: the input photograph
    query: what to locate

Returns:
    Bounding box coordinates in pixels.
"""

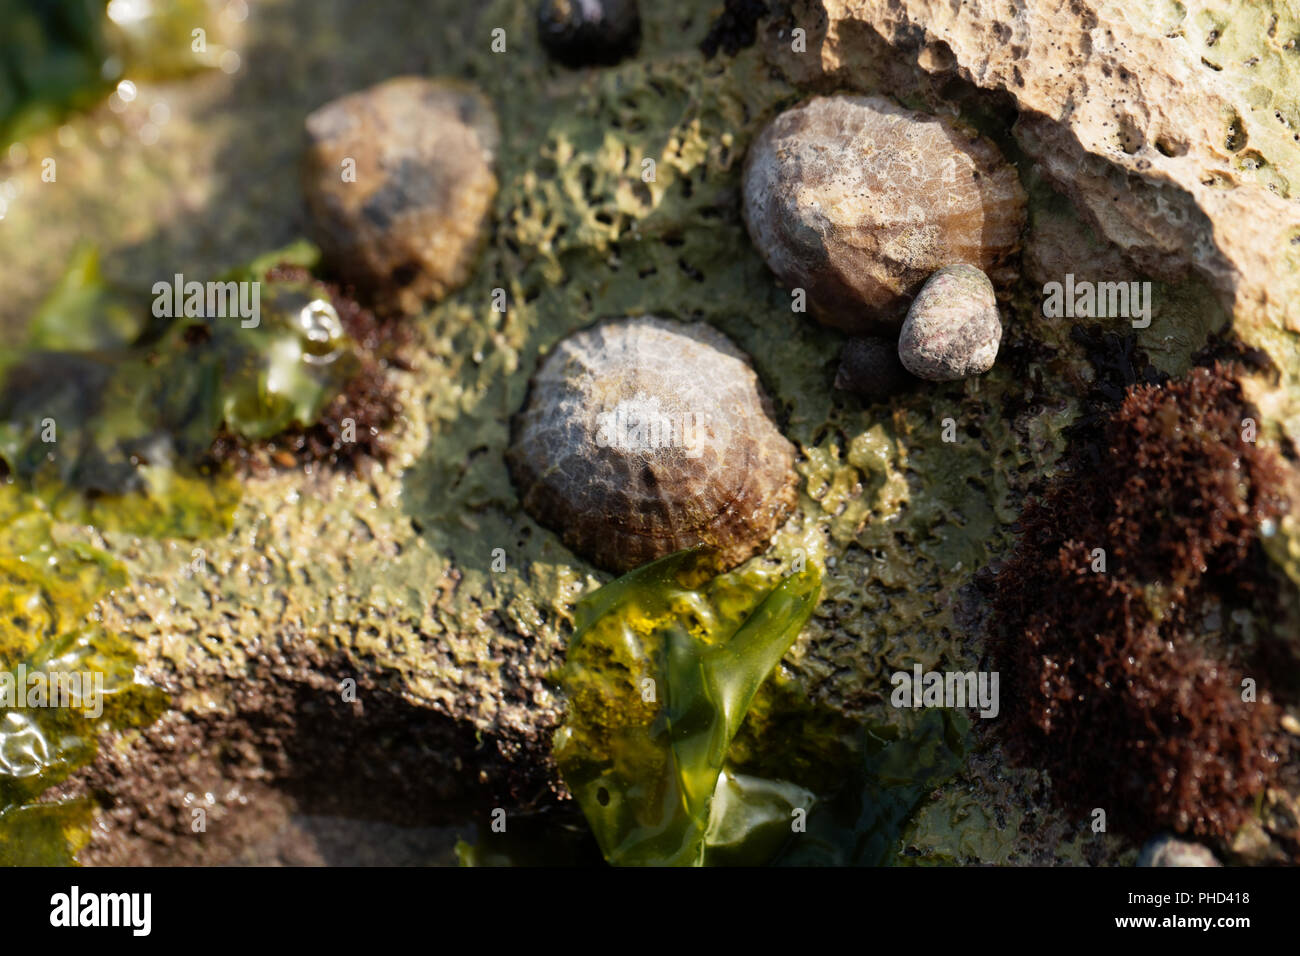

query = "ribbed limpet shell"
[506,316,798,573]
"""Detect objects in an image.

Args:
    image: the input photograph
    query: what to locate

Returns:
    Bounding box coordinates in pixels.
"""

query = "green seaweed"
[553,547,821,866]
[0,0,233,149]
[0,239,351,536]
[0,482,169,864]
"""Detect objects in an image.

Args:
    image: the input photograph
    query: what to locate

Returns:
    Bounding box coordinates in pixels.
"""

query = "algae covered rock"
[301,76,499,312]
[741,95,1026,334]
[897,264,1002,381]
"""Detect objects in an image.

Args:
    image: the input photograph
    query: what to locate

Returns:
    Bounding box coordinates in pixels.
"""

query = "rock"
[834,336,914,399]
[897,264,1001,380]
[1137,834,1222,867]
[506,316,798,573]
[741,94,1026,334]
[301,76,499,312]
[537,0,641,68]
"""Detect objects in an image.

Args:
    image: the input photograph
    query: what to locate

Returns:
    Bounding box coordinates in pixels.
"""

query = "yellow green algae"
[0,0,1289,865]
[0,483,167,864]
[0,234,387,858]
[553,548,822,866]
[0,0,241,150]
[0,239,351,537]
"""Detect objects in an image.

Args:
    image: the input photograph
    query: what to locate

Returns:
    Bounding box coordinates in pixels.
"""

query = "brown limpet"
[506,316,798,573]
[742,95,1026,334]
[301,76,499,313]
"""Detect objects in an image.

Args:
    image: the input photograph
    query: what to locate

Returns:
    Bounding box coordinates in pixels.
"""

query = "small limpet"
[506,316,798,573]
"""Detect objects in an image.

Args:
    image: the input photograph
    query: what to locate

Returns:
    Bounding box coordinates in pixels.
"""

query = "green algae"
[0,239,353,538]
[0,235,377,862]
[539,548,976,867]
[0,0,234,150]
[0,482,169,864]
[553,548,821,866]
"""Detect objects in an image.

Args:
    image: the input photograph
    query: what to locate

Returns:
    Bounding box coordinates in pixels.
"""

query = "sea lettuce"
[554,548,821,866]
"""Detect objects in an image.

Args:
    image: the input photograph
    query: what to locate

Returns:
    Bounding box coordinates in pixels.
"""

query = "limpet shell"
[506,316,798,573]
[897,264,1002,381]
[742,95,1026,334]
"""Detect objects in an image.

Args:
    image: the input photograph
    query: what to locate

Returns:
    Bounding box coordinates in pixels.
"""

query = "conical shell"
[507,316,798,573]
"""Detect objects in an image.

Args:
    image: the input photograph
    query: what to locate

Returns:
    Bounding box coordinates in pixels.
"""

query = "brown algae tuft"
[992,362,1292,849]
[506,316,798,573]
